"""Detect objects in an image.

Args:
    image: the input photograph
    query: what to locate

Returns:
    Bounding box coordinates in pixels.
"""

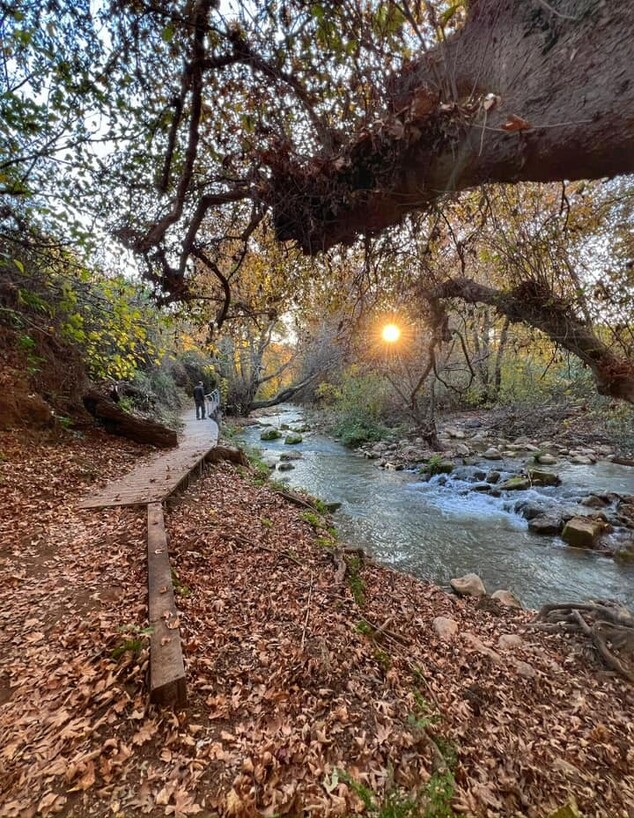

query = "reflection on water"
[238,406,634,609]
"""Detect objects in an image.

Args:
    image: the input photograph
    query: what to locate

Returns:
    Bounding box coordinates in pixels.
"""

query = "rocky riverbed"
[358,415,634,561]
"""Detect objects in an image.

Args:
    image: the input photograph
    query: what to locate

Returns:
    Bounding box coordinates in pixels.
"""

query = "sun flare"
[381,323,401,343]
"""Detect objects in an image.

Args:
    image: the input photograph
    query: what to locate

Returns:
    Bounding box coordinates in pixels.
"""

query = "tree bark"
[248,373,320,413]
[268,0,634,252]
[83,390,178,447]
[430,278,634,404]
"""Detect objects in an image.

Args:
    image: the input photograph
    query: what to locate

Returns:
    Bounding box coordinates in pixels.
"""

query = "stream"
[237,406,634,609]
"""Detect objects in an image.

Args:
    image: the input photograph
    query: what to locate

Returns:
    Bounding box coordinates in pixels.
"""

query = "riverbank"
[1,427,633,816]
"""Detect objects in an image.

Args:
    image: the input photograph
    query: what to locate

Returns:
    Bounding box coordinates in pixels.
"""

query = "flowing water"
[238,406,634,609]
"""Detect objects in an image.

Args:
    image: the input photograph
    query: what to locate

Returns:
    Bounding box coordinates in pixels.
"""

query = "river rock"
[562,516,604,548]
[464,419,482,429]
[385,462,404,471]
[471,483,492,492]
[486,470,501,483]
[455,443,471,457]
[284,433,303,444]
[491,589,523,609]
[401,445,428,461]
[515,500,548,520]
[498,476,531,491]
[581,494,610,508]
[447,428,466,439]
[527,468,561,486]
[450,573,486,597]
[498,633,524,650]
[277,462,295,471]
[432,616,459,640]
[528,515,563,535]
[483,448,502,460]
[280,451,302,461]
[536,453,557,465]
[570,455,594,465]
[324,502,342,513]
[260,428,282,441]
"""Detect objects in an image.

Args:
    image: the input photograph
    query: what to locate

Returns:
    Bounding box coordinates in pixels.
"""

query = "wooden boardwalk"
[78,408,221,706]
[78,412,219,509]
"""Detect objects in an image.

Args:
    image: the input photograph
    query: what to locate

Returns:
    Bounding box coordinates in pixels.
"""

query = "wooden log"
[83,390,177,447]
[204,444,249,466]
[147,502,186,707]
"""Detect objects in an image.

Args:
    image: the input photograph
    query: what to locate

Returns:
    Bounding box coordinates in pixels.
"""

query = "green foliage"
[300,510,324,529]
[333,767,457,818]
[374,647,391,671]
[171,569,191,598]
[420,455,454,477]
[335,417,387,447]
[330,370,392,447]
[408,691,441,731]
[243,446,273,484]
[111,623,152,660]
[355,620,374,636]
[346,555,365,606]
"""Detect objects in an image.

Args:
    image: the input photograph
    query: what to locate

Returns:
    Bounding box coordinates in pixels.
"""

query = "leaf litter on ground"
[0,429,632,817]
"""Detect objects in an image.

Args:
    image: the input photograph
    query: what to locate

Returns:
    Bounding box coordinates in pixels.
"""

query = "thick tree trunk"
[249,373,319,413]
[268,0,634,252]
[430,278,634,404]
[83,390,178,447]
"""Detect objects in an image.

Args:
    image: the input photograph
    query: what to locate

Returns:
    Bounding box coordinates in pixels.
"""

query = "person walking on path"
[193,381,206,419]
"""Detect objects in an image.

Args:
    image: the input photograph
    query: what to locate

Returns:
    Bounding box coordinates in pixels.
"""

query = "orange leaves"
[2,433,634,817]
[501,114,531,132]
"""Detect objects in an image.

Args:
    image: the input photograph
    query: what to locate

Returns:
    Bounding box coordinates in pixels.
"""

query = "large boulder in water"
[498,476,531,491]
[527,468,561,486]
[450,573,486,598]
[562,516,605,548]
[528,515,563,535]
[284,432,303,444]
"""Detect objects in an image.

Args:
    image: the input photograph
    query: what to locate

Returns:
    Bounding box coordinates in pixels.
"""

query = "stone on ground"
[491,589,523,609]
[450,573,486,598]
[432,616,459,640]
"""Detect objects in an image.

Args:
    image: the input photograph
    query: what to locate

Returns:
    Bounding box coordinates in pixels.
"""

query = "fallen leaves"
[1,432,633,817]
[501,113,531,132]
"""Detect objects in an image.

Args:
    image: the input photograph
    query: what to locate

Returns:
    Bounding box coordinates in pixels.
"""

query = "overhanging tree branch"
[430,276,634,404]
[266,0,634,252]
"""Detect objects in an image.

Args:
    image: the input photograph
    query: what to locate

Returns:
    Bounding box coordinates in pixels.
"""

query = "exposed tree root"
[529,601,634,683]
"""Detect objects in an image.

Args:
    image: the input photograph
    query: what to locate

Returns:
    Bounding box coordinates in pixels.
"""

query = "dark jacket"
[193,384,205,402]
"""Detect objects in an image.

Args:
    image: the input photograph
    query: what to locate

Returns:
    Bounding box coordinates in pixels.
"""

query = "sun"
[381,323,401,343]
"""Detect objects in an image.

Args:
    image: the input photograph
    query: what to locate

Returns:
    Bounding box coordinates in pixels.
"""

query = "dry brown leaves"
[1,432,633,817]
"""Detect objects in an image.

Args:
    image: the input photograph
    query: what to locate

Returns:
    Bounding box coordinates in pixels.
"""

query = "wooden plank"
[147,502,186,707]
[78,416,218,508]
